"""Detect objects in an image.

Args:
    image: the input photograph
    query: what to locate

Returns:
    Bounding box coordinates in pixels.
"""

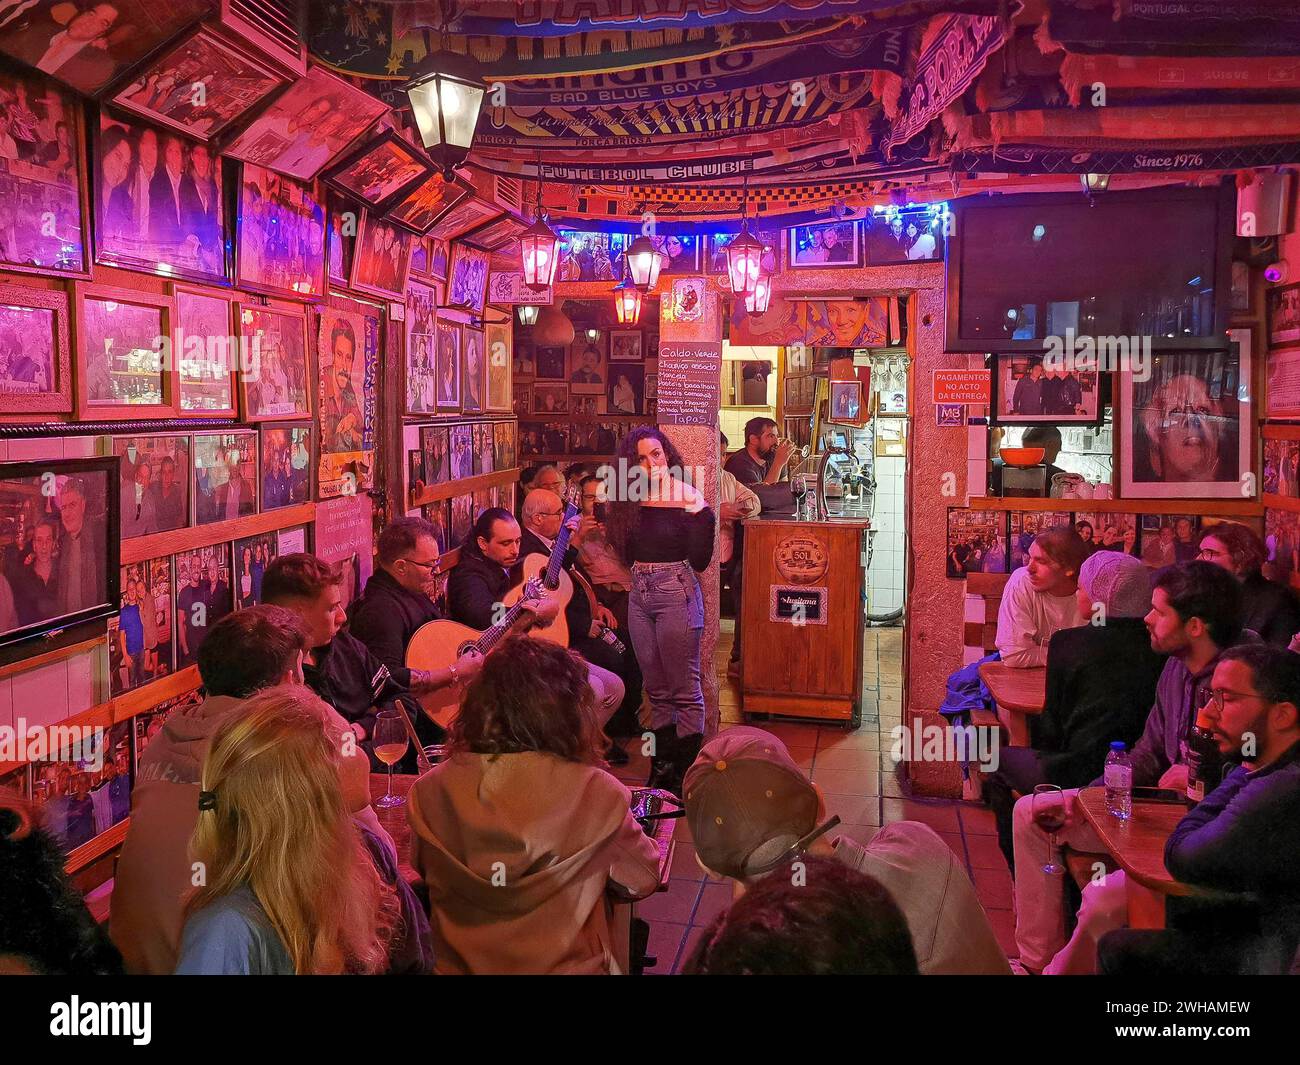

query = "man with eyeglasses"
[1010,561,1257,974]
[1098,644,1300,974]
[1136,371,1230,484]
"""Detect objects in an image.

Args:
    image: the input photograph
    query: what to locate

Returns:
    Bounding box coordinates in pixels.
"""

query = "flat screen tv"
[946,184,1233,352]
[0,457,119,650]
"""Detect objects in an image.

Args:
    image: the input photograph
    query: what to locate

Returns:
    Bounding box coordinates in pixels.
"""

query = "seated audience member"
[0,788,123,975]
[263,554,479,768]
[719,431,761,677]
[1197,521,1300,647]
[682,856,918,976]
[1011,561,1249,974]
[447,508,624,727]
[407,637,660,974]
[565,462,596,494]
[175,688,410,975]
[995,528,1088,668]
[347,517,473,725]
[1098,644,1300,975]
[520,487,642,763]
[573,474,633,617]
[111,606,392,974]
[990,426,1066,495]
[531,464,565,497]
[984,552,1165,868]
[684,728,1009,975]
[724,416,796,517]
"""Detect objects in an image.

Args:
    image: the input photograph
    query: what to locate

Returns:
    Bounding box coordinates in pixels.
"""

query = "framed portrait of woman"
[237,302,312,421]
[0,68,90,278]
[434,317,462,413]
[0,283,73,417]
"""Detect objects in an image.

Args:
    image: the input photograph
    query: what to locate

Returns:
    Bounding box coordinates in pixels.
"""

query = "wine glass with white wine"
[372,709,409,809]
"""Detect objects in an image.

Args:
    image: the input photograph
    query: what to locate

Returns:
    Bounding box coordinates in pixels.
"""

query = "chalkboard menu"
[658,341,722,426]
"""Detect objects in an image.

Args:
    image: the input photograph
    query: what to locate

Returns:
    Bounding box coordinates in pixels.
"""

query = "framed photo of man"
[109,556,172,696]
[420,425,450,487]
[109,26,287,142]
[385,173,473,236]
[73,283,177,419]
[235,163,327,301]
[192,431,258,526]
[318,305,377,499]
[992,354,1102,425]
[260,423,312,510]
[112,434,190,538]
[1119,330,1251,499]
[568,336,606,394]
[323,130,436,212]
[0,457,118,650]
[222,66,388,183]
[609,331,643,363]
[174,542,232,667]
[0,283,72,416]
[0,69,90,278]
[350,211,413,301]
[787,221,862,269]
[238,302,311,421]
[233,532,277,610]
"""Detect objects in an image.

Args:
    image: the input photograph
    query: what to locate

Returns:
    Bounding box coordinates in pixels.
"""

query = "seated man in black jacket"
[520,488,643,763]
[1196,521,1300,647]
[984,550,1166,869]
[264,553,477,770]
[1100,644,1300,975]
[447,507,625,731]
[723,416,796,518]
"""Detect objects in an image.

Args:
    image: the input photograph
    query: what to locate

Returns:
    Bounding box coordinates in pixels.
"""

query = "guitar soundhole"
[458,642,475,657]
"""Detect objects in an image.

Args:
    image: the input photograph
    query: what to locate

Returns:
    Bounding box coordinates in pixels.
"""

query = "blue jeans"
[629,561,705,737]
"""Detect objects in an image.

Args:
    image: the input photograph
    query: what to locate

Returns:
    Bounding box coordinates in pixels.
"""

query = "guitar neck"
[543,502,581,588]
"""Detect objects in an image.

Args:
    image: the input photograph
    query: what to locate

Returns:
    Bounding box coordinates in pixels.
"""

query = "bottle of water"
[1104,741,1132,822]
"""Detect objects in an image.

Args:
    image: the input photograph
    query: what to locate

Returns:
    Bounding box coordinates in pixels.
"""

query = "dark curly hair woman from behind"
[0,788,123,974]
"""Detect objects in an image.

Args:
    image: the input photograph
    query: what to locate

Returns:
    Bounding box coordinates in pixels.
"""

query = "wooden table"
[978,662,1046,746]
[1077,786,1193,929]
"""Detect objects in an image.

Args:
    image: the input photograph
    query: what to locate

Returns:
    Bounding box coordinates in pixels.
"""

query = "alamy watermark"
[1042,329,1152,382]
[0,719,104,770]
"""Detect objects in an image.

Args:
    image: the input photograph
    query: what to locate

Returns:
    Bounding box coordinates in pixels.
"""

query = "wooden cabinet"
[738,518,868,723]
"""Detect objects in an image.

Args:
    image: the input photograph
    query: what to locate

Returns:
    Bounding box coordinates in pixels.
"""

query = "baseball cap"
[684,726,838,880]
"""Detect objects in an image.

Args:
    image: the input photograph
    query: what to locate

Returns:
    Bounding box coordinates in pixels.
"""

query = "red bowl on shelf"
[999,447,1046,468]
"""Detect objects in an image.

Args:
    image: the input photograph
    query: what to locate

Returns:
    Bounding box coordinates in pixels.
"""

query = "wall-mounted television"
[0,457,119,650]
[946,184,1233,353]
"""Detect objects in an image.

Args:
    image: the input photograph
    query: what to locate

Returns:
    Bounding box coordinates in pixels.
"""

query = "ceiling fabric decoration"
[1045,0,1300,57]
[947,141,1300,177]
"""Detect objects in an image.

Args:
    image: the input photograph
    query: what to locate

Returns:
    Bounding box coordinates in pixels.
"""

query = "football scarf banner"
[948,142,1300,175]
[1046,0,1300,56]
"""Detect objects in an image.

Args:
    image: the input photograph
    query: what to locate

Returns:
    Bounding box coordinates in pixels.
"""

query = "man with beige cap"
[683,727,1010,975]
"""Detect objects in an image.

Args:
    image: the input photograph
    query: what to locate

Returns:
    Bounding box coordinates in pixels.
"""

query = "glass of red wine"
[1032,783,1066,876]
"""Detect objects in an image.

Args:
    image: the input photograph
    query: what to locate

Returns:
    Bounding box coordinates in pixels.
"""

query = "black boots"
[646,726,677,790]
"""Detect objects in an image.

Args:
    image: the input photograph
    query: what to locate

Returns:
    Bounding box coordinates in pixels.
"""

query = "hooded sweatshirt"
[407,750,661,974]
[110,694,393,975]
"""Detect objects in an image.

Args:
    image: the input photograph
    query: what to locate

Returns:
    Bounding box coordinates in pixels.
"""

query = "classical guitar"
[501,488,582,647]
[405,577,543,728]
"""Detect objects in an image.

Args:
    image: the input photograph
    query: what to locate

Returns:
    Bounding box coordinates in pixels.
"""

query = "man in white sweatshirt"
[995,527,1089,668]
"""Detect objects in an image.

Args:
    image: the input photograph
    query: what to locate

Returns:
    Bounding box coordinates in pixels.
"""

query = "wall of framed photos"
[0,50,526,875]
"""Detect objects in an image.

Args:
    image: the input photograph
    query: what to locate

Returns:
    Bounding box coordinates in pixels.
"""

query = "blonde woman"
[175,687,402,975]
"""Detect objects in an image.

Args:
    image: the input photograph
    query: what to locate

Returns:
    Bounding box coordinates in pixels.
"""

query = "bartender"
[724,417,797,517]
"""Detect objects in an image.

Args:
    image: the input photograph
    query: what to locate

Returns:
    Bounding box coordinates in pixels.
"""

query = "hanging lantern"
[745,273,773,314]
[624,235,663,290]
[405,51,486,176]
[614,277,642,325]
[726,224,766,297]
[517,304,539,326]
[519,216,558,288]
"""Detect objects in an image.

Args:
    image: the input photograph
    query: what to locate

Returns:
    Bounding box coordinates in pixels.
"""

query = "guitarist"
[448,507,626,730]
[520,488,643,765]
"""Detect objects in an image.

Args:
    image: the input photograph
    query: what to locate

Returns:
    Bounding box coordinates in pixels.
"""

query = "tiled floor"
[612,623,1018,974]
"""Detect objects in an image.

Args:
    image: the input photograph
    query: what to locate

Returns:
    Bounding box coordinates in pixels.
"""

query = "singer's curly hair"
[604,425,688,563]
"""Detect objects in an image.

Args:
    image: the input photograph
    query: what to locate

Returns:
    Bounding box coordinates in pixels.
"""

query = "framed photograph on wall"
[386,173,473,235]
[223,66,388,182]
[93,112,226,284]
[323,130,436,212]
[405,279,439,414]
[73,283,176,419]
[426,197,501,243]
[828,380,865,425]
[429,237,450,281]
[609,365,644,415]
[991,354,1101,424]
[238,302,311,421]
[1119,330,1251,499]
[461,326,485,414]
[0,283,72,417]
[318,305,378,499]
[235,163,327,300]
[260,423,312,509]
[651,234,701,274]
[787,220,862,269]
[706,229,779,276]
[609,331,643,362]
[174,542,232,667]
[1010,512,1074,571]
[863,207,945,265]
[557,231,629,282]
[109,26,287,141]
[350,211,413,300]
[233,532,278,610]
[533,383,569,415]
[514,383,532,417]
[446,243,490,315]
[485,320,512,412]
[0,69,89,278]
[945,508,1008,578]
[420,425,450,487]
[568,335,606,393]
[327,194,357,288]
[192,431,258,525]
[535,346,566,381]
[449,424,473,480]
[435,316,461,412]
[1269,283,1300,347]
[0,456,118,649]
[461,213,525,252]
[113,434,190,538]
[109,556,173,696]
[169,283,237,416]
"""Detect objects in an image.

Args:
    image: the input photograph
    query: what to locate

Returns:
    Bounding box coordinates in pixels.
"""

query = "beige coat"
[407,750,661,974]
